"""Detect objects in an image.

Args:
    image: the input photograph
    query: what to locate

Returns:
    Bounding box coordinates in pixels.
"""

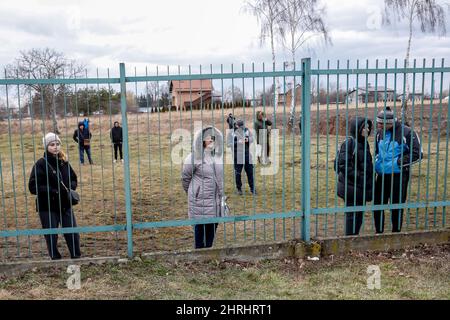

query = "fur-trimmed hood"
[192,126,224,161]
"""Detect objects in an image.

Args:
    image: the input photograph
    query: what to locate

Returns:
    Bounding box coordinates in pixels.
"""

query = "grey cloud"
[0,8,77,40]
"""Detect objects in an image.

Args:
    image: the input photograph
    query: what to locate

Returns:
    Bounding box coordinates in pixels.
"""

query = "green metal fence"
[0,58,448,261]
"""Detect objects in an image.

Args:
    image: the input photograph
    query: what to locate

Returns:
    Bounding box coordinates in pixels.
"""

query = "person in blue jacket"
[83,118,89,130]
[73,121,93,165]
[373,107,422,233]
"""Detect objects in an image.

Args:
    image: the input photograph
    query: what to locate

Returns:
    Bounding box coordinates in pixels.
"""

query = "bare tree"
[278,0,331,127]
[6,48,85,133]
[243,0,284,111]
[224,86,244,104]
[279,0,330,63]
[383,0,447,121]
[146,82,160,108]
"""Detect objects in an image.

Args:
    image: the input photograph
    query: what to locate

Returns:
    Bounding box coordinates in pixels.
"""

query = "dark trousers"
[374,173,410,233]
[79,146,93,164]
[345,196,365,236]
[194,223,218,249]
[257,134,271,159]
[261,139,271,159]
[234,163,255,192]
[114,143,123,160]
[38,209,81,260]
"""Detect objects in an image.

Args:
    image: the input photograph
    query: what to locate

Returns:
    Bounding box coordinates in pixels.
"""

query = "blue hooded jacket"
[375,121,422,174]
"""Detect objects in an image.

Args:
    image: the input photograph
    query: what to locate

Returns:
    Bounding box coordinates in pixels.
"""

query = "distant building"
[346,86,395,103]
[169,80,214,111]
[396,93,424,102]
[277,84,302,107]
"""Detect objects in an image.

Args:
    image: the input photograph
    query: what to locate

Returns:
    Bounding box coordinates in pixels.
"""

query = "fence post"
[301,58,311,242]
[119,62,134,258]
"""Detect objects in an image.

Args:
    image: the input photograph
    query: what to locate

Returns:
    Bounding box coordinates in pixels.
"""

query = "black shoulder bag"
[46,161,80,206]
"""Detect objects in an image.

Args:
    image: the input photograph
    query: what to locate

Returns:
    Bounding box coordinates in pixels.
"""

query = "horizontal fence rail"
[0,58,448,261]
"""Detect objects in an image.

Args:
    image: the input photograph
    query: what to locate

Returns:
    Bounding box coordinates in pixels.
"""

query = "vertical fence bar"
[4,71,20,256]
[241,63,248,240]
[443,80,450,227]
[168,65,175,249]
[0,155,8,258]
[325,60,330,236]
[119,62,133,258]
[271,62,277,241]
[371,60,379,234]
[344,60,350,235]
[334,60,340,236]
[144,67,153,251]
[397,59,406,233]
[28,72,45,257]
[416,59,426,229]
[16,71,31,256]
[282,62,287,240]
[251,63,257,241]
[134,68,143,230]
[301,58,311,242]
[291,62,297,239]
[361,60,369,235]
[262,63,267,242]
[95,69,105,254]
[406,59,417,229]
[315,60,320,237]
[425,59,436,229]
[433,58,445,227]
[107,68,120,254]
[352,60,360,236]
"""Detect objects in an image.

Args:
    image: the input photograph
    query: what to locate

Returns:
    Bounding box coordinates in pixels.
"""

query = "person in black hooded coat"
[336,117,374,235]
[110,121,123,163]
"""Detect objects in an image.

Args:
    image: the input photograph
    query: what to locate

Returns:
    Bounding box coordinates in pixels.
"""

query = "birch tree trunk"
[402,9,414,125]
[271,24,281,114]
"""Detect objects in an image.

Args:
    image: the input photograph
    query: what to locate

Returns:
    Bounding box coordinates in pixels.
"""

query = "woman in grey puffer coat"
[182,126,224,249]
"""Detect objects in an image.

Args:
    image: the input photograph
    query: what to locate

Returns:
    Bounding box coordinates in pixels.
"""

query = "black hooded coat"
[336,118,374,202]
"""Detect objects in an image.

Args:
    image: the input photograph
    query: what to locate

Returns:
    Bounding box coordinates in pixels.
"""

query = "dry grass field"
[0,102,448,261]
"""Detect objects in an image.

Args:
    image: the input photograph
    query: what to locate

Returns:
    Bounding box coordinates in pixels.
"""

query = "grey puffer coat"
[182,127,224,219]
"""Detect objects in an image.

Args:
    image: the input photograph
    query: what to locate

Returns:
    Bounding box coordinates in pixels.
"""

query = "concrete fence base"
[1,229,448,278]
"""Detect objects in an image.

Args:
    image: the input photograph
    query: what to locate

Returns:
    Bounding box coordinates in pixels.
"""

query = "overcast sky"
[0,0,449,76]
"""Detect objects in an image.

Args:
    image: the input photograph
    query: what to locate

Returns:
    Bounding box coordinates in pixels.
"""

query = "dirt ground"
[1,101,447,137]
[0,243,448,300]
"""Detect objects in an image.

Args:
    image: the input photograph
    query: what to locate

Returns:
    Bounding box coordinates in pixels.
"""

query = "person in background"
[73,121,93,165]
[228,119,256,195]
[254,111,273,165]
[226,113,236,130]
[110,121,123,163]
[83,117,89,130]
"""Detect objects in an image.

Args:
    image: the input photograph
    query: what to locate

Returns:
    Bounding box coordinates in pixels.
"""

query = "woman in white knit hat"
[28,132,81,260]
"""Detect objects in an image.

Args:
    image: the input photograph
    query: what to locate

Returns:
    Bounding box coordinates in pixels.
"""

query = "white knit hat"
[43,132,61,149]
